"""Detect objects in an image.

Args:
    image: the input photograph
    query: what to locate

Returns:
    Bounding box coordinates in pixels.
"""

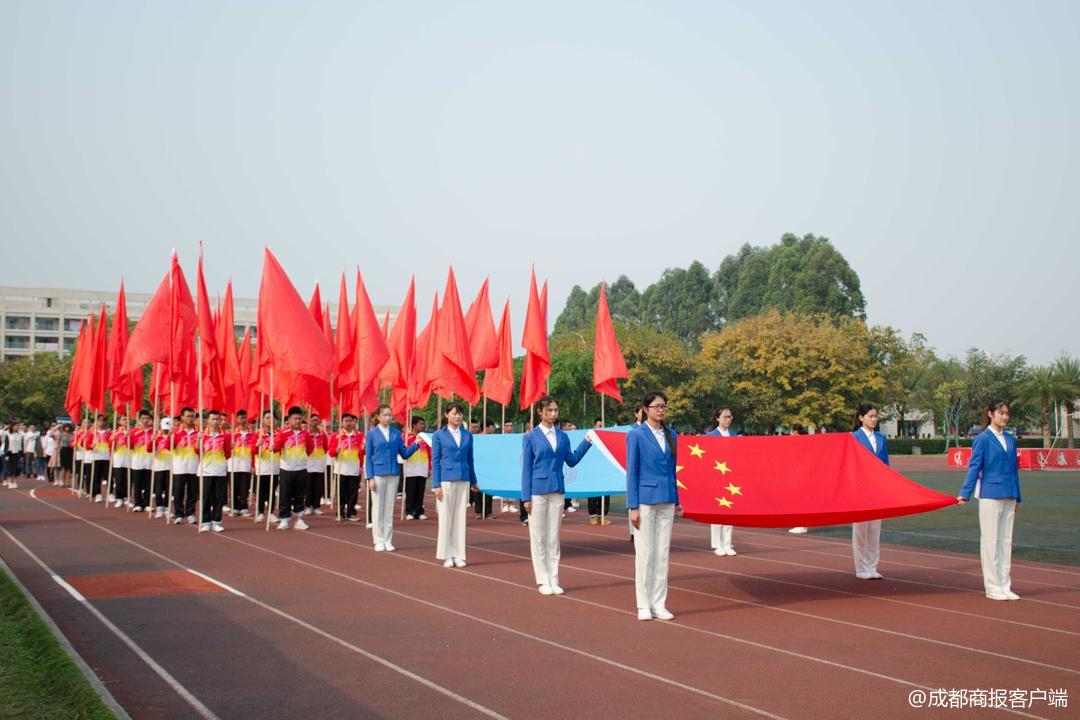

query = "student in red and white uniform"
[278,406,314,530]
[305,413,329,515]
[73,420,87,494]
[152,418,173,517]
[255,410,282,523]
[329,413,364,522]
[110,416,131,508]
[229,410,256,517]
[171,407,200,525]
[403,416,432,520]
[199,410,232,532]
[129,411,154,512]
[91,415,112,503]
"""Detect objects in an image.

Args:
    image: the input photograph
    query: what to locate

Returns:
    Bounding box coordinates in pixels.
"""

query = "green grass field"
[0,566,116,720]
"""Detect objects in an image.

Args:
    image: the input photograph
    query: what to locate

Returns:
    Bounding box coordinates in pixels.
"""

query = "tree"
[961,349,1027,431]
[1052,354,1080,449]
[714,243,770,322]
[553,275,641,333]
[1020,365,1069,448]
[933,377,967,450]
[870,329,936,435]
[639,261,719,345]
[0,354,74,425]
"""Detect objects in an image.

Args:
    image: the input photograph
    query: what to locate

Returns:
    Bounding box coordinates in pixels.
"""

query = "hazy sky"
[1,1,1077,363]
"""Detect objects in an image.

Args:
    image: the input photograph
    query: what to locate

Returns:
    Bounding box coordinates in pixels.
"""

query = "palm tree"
[1020,366,1069,448]
[1052,355,1080,449]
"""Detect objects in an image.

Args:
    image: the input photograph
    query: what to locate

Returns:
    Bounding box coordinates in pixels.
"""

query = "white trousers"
[372,475,398,546]
[529,493,564,586]
[635,503,675,611]
[852,520,881,575]
[436,481,470,560]
[710,524,734,551]
[978,498,1016,595]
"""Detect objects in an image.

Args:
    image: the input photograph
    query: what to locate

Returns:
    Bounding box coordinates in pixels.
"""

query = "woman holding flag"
[431,402,477,568]
[851,403,888,579]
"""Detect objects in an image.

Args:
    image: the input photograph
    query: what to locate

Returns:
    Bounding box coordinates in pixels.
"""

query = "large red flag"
[334,273,355,395]
[88,305,108,414]
[257,249,334,380]
[590,430,958,527]
[308,283,323,328]
[106,281,142,410]
[218,281,243,414]
[431,267,479,403]
[321,304,334,364]
[196,255,225,411]
[353,268,390,410]
[482,299,514,407]
[409,294,439,409]
[65,319,88,421]
[237,328,258,417]
[464,278,499,371]
[385,278,416,422]
[593,282,629,402]
[168,254,197,385]
[518,268,550,409]
[121,267,170,377]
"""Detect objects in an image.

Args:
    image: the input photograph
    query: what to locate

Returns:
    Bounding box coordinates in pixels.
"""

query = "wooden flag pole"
[196,334,205,534]
[600,395,606,527]
[335,393,342,522]
[104,411,116,509]
[364,411,372,528]
[266,369,275,532]
[254,391,264,524]
[149,396,159,520]
[125,403,133,511]
[165,385,175,525]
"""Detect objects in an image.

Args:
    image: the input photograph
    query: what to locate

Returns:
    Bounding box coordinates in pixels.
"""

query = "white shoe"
[269,513,279,522]
[418,514,428,520]
[405,515,414,521]
[453,558,467,568]
[1004,591,1021,600]
[256,513,265,522]
[384,543,396,552]
[313,508,324,515]
[365,523,373,529]
[173,517,184,525]
[277,519,290,530]
[303,508,312,516]
[155,508,166,518]
[713,548,726,556]
[986,591,1009,600]
[114,500,123,508]
[443,559,455,568]
[212,522,225,533]
[856,572,876,580]
[637,609,653,621]
[94,495,103,503]
[293,518,309,530]
[374,543,386,552]
[538,584,554,596]
[186,515,197,525]
[566,506,577,513]
[725,549,737,556]
[199,523,211,532]
[222,505,230,512]
[240,509,251,517]
[870,571,883,579]
[652,607,675,621]
[789,527,808,534]
[550,584,564,595]
[108,494,115,502]
[125,500,133,508]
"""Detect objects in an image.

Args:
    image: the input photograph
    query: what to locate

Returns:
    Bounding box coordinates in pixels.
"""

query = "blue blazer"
[852,428,890,466]
[626,423,679,509]
[431,426,477,488]
[520,426,591,498]
[364,426,419,478]
[959,428,1021,502]
[706,428,738,438]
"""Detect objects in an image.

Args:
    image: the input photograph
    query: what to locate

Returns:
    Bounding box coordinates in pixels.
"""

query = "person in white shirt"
[851,403,890,579]
[706,407,738,556]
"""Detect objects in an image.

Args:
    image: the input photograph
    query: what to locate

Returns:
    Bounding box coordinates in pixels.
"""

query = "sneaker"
[240,509,251,517]
[366,522,373,529]
[566,506,577,513]
[212,522,225,533]
[269,513,279,522]
[589,517,599,526]
[453,558,467,568]
[405,515,415,521]
[855,572,876,580]
[133,506,143,513]
[1004,591,1021,600]
[550,584,564,595]
[652,607,675,621]
[443,559,455,568]
[725,549,737,556]
[788,527,808,534]
[256,513,265,522]
[986,591,1009,601]
[94,494,103,503]
[114,500,123,508]
[521,519,529,526]
[374,543,386,552]
[418,514,428,520]
[347,516,360,522]
[108,494,116,502]
[538,584,554,596]
[173,517,184,525]
[313,508,324,516]
[155,508,166,518]
[186,515,197,525]
[303,508,312,516]
[600,518,611,525]
[293,518,309,531]
[637,609,652,621]
[199,523,211,532]
[125,500,133,508]
[277,519,290,530]
[384,543,396,552]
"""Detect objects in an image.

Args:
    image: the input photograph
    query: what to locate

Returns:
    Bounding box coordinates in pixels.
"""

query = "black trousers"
[306,470,324,509]
[256,474,278,515]
[93,460,110,495]
[404,475,427,517]
[80,460,93,493]
[172,473,197,518]
[152,470,169,507]
[131,468,150,507]
[339,474,360,519]
[113,467,130,500]
[232,471,251,512]
[587,496,610,515]
[471,487,493,516]
[6,452,23,478]
[201,475,227,523]
[279,469,306,519]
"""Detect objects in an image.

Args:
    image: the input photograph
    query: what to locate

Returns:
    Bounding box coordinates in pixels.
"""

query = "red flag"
[168,254,197,384]
[237,328,257,417]
[121,267,170,377]
[334,272,355,394]
[106,282,142,409]
[257,249,334,379]
[196,255,225,411]
[482,299,514,407]
[409,294,439,409]
[384,278,417,422]
[518,268,550,409]
[353,268,390,409]
[539,280,548,325]
[308,283,323,328]
[593,283,629,402]
[431,267,479,403]
[464,278,499,371]
[218,281,243,413]
[65,319,88,421]
[88,305,108,413]
[322,304,334,354]
[590,431,958,527]
[150,362,169,409]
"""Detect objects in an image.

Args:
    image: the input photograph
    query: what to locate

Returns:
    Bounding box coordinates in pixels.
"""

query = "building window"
[34,337,60,351]
[5,316,30,331]
[5,335,31,349]
[64,318,82,332]
[64,337,78,350]
[36,317,60,332]
[4,355,22,362]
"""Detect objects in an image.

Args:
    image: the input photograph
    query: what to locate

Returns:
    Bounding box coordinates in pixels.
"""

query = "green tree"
[0,354,73,425]
[1052,354,1080,449]
[714,243,770,322]
[765,233,865,319]
[639,261,719,345]
[870,329,937,435]
[961,350,1028,431]
[553,276,641,333]
[1020,365,1070,448]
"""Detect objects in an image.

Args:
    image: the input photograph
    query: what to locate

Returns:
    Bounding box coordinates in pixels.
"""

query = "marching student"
[171,408,199,525]
[707,407,737,556]
[278,407,313,530]
[365,404,420,552]
[110,416,131,508]
[255,410,283,523]
[627,391,682,621]
[91,415,111,503]
[521,395,592,595]
[958,401,1022,600]
[151,418,172,517]
[851,403,889,579]
[199,410,232,532]
[305,413,328,516]
[329,413,363,521]
[229,410,256,517]
[432,403,478,568]
[403,416,431,520]
[129,411,153,512]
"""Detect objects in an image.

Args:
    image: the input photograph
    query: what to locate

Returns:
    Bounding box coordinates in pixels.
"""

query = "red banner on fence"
[946,447,1080,471]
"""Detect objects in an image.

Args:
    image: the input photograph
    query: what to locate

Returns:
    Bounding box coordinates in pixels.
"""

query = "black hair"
[138,410,151,418]
[411,416,425,428]
[485,420,496,429]
[983,400,1010,429]
[444,402,466,425]
[853,403,877,431]
[342,413,357,421]
[287,406,303,418]
[207,409,220,417]
[181,407,195,416]
[533,395,558,425]
[375,404,392,417]
[641,390,676,461]
[236,410,247,417]
[712,406,733,425]
[309,413,320,421]
[792,423,808,435]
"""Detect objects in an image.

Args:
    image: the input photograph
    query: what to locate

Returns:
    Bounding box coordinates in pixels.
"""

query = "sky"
[1,1,1077,364]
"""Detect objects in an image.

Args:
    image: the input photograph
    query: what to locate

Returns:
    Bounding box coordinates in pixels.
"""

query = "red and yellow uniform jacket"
[255,430,283,476]
[229,430,257,473]
[130,427,154,471]
[170,427,200,475]
[110,429,131,469]
[329,432,365,477]
[280,429,313,472]
[199,432,232,477]
[92,429,112,461]
[307,431,329,473]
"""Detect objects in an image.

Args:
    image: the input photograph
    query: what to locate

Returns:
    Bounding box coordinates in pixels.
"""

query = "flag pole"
[104,410,116,509]
[364,408,371,528]
[125,403,133,511]
[335,392,342,522]
[600,395,606,527]
[149,392,159,520]
[88,417,99,503]
[255,391,264,523]
[266,368,275,532]
[196,334,204,534]
[165,384,175,525]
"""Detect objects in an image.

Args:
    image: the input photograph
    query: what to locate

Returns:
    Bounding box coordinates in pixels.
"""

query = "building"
[879,408,936,439]
[0,286,397,362]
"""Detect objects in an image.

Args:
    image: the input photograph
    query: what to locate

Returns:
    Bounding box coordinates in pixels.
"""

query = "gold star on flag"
[713,461,731,475]
[725,483,742,496]
[688,443,705,458]
[715,497,734,508]
[676,479,687,490]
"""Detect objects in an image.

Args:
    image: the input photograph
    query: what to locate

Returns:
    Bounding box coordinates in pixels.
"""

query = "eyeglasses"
[647,404,668,411]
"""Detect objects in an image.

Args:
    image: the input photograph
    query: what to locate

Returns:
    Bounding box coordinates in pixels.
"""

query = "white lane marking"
[0,525,220,720]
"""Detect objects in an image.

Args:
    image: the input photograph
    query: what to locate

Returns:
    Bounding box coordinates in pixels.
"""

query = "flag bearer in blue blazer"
[706,406,737,557]
[958,401,1022,600]
[521,396,592,595]
[432,403,477,568]
[365,405,420,552]
[627,391,682,620]
[851,403,889,579]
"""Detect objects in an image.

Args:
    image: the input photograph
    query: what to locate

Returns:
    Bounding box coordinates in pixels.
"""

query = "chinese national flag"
[589,430,957,527]
[593,283,628,402]
[464,277,499,371]
[482,299,514,407]
[518,268,550,409]
[431,267,479,404]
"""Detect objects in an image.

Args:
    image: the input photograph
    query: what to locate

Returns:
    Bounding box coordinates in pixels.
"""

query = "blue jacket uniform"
[364,425,419,478]
[959,428,1022,502]
[520,426,591,498]
[852,428,890,466]
[626,422,679,509]
[706,428,737,438]
[431,426,477,488]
